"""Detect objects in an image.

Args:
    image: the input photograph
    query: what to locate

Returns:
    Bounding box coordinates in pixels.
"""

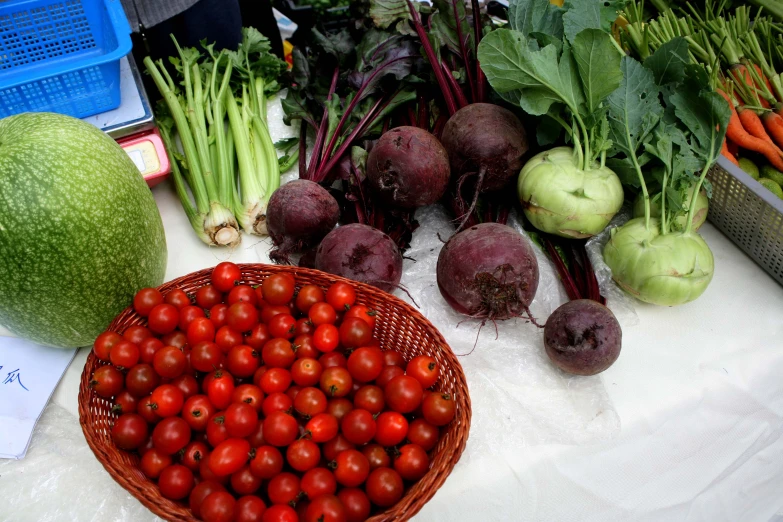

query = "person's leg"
[179,0,242,51]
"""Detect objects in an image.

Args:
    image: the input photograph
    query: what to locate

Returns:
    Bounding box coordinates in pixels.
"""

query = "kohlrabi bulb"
[632,185,709,231]
[518,147,624,238]
[603,217,714,306]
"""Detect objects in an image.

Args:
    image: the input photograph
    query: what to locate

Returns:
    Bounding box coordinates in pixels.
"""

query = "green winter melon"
[0,113,167,348]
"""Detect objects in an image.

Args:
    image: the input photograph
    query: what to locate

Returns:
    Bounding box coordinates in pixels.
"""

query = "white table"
[34,175,783,521]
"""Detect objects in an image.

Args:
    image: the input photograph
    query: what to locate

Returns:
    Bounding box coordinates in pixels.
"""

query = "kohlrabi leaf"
[607,56,663,159]
[572,29,623,116]
[643,37,689,87]
[537,115,563,146]
[562,0,626,44]
[643,129,673,172]
[508,0,564,39]
[529,31,563,53]
[369,0,411,29]
[478,29,584,116]
[669,64,731,164]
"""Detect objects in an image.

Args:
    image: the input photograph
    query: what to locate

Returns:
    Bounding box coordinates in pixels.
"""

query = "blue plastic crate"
[0,0,132,119]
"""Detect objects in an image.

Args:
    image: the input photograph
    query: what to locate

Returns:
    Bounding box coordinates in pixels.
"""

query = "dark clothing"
[120,0,200,31]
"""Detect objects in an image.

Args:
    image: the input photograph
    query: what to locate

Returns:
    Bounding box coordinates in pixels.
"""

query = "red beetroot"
[366,126,450,209]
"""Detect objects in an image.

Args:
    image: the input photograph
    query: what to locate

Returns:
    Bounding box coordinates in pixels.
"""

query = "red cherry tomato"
[228,284,258,306]
[153,346,187,379]
[209,438,251,476]
[261,504,298,522]
[286,438,321,472]
[232,384,264,412]
[301,467,337,499]
[206,413,229,447]
[382,350,406,368]
[179,305,206,332]
[201,490,236,522]
[294,335,319,359]
[164,288,191,310]
[148,304,179,335]
[224,402,259,438]
[188,317,216,345]
[245,324,271,350]
[353,385,385,414]
[227,345,261,378]
[260,305,290,324]
[134,288,164,317]
[207,370,235,410]
[326,282,356,311]
[361,444,391,470]
[212,262,242,293]
[365,467,403,507]
[294,318,315,337]
[344,305,377,330]
[406,355,439,389]
[93,331,122,361]
[320,366,353,398]
[340,409,376,445]
[109,340,139,369]
[150,384,185,418]
[90,365,124,398]
[182,394,215,432]
[249,445,284,479]
[237,495,268,522]
[262,338,296,369]
[161,330,187,350]
[123,325,152,345]
[180,440,210,472]
[322,434,355,462]
[407,418,440,451]
[384,375,423,413]
[337,488,371,522]
[210,303,229,329]
[346,347,384,383]
[140,448,172,479]
[294,387,328,418]
[268,314,297,340]
[394,443,430,481]
[112,390,138,415]
[138,337,164,364]
[374,411,409,447]
[190,482,227,519]
[152,417,191,455]
[305,413,339,443]
[259,367,292,394]
[422,392,456,426]
[196,285,224,309]
[333,449,370,487]
[262,392,293,416]
[267,472,302,505]
[262,274,296,306]
[339,318,372,349]
[158,464,195,500]
[296,285,325,314]
[313,324,339,353]
[375,365,404,389]
[111,413,148,450]
[216,326,244,353]
[262,411,299,447]
[191,341,223,373]
[304,494,346,522]
[326,398,353,421]
[319,351,347,369]
[308,302,336,326]
[291,358,323,387]
[138,395,161,424]
[230,465,263,495]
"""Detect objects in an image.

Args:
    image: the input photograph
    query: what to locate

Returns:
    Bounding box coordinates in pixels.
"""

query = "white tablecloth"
[30,179,782,522]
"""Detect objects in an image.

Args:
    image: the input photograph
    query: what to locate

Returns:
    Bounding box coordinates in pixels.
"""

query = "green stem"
[190,63,220,204]
[660,168,670,235]
[686,155,713,233]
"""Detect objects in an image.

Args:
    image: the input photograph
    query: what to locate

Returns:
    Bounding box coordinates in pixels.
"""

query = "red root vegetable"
[440,104,528,229]
[315,224,403,293]
[267,180,340,264]
[366,126,451,209]
[436,223,539,321]
[543,300,621,376]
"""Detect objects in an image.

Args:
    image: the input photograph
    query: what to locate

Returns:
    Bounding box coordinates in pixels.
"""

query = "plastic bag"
[391,206,623,462]
[0,403,162,522]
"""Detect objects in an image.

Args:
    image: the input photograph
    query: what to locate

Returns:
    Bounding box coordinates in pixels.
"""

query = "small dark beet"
[544,300,622,376]
[441,103,528,192]
[366,126,450,209]
[436,223,539,320]
[267,180,340,263]
[315,224,403,293]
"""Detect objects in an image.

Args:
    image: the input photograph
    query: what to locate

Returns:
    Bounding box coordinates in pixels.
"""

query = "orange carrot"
[762,111,783,150]
[753,64,774,94]
[721,140,739,166]
[731,64,771,109]
[717,89,783,171]
[737,107,778,148]
[727,138,739,156]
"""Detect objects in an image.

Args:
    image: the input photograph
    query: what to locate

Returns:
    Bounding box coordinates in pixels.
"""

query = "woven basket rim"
[78,263,472,522]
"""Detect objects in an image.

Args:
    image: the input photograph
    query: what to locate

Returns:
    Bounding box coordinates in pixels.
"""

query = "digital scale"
[82,55,170,187]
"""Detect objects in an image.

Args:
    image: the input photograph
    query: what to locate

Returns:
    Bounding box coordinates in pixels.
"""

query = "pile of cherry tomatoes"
[89,262,456,522]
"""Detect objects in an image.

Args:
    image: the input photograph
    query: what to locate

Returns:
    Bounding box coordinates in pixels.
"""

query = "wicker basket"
[78,264,471,521]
